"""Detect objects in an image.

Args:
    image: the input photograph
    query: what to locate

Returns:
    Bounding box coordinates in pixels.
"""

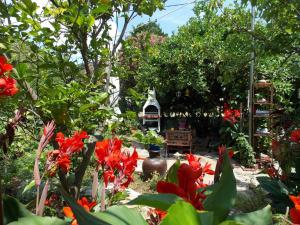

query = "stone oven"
[142,89,161,132]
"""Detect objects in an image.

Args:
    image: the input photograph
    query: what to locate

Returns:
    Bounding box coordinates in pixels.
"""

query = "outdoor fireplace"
[142,89,161,132]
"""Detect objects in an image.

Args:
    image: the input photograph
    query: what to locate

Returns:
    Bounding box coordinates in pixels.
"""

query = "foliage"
[117,0,299,136]
[132,130,165,147]
[234,133,255,167]
[220,105,255,167]
[130,150,272,225]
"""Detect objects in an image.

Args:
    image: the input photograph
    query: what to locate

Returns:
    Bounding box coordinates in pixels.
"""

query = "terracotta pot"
[142,149,167,179]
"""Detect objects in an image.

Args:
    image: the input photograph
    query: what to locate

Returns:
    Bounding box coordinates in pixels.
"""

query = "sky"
[128,0,196,36]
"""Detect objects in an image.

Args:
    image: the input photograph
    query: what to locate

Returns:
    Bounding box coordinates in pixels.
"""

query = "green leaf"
[94,206,147,225]
[218,221,242,225]
[128,193,183,211]
[60,188,110,225]
[3,195,32,225]
[92,5,110,15]
[227,205,272,225]
[87,16,95,29]
[7,216,68,225]
[79,103,97,112]
[203,152,237,224]
[15,63,28,79]
[22,180,35,194]
[96,92,109,103]
[0,43,6,49]
[160,201,214,225]
[256,176,289,198]
[165,160,180,184]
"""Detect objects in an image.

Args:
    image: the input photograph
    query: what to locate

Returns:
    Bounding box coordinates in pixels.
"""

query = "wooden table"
[165,130,192,155]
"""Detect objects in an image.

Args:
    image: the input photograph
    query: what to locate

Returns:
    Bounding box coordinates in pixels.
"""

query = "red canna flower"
[0,56,13,75]
[45,131,88,176]
[95,138,138,189]
[0,76,19,96]
[57,154,71,173]
[223,105,240,124]
[186,154,214,188]
[63,197,96,225]
[290,130,300,143]
[56,131,89,154]
[157,163,206,210]
[289,194,300,224]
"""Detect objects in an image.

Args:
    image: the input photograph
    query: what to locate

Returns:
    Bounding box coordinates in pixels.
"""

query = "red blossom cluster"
[186,154,214,188]
[63,197,96,225]
[290,129,300,143]
[0,56,19,96]
[157,163,208,210]
[94,137,138,189]
[223,103,240,124]
[289,194,300,224]
[45,131,89,176]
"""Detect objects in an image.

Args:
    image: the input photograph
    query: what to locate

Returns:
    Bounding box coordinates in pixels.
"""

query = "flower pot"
[142,147,167,180]
[290,143,300,178]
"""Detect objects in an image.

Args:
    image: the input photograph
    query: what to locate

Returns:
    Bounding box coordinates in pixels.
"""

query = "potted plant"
[132,130,166,179]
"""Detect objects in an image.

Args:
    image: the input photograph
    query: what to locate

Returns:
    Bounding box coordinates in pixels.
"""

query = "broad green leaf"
[198,211,214,225]
[94,206,147,225]
[165,160,180,184]
[203,152,237,224]
[22,180,35,194]
[60,188,110,225]
[160,201,214,225]
[128,193,182,211]
[227,205,272,225]
[7,216,68,225]
[218,221,242,225]
[3,195,32,225]
[256,176,289,198]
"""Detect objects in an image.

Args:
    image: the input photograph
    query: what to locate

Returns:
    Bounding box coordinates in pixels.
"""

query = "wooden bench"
[165,130,192,155]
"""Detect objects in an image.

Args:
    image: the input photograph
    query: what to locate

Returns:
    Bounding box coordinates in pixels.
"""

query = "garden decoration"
[142,144,167,179]
[142,89,161,132]
[133,130,167,179]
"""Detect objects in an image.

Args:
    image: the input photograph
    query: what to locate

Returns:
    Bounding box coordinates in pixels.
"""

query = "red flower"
[95,138,122,168]
[157,163,206,210]
[0,56,13,75]
[290,130,300,143]
[186,154,214,188]
[290,194,300,224]
[103,169,115,186]
[218,145,234,161]
[95,138,138,188]
[63,197,96,225]
[0,76,19,96]
[56,131,89,154]
[223,107,240,124]
[45,131,88,176]
[57,154,71,173]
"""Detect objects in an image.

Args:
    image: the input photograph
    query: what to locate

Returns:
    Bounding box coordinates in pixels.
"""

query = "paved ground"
[125,147,264,202]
